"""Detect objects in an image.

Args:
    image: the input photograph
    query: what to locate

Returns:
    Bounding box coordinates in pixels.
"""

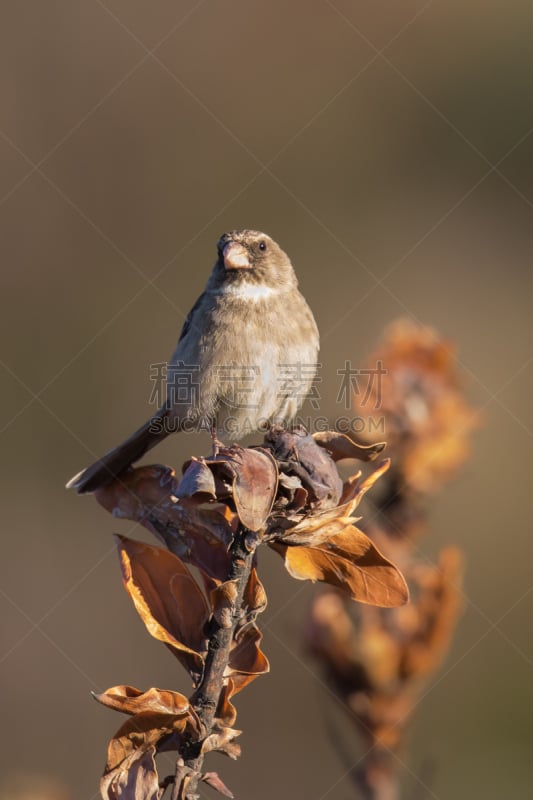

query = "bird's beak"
[223,242,251,270]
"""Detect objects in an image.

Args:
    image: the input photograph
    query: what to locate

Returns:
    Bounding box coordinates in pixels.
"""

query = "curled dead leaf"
[226,622,270,692]
[339,459,391,507]
[93,685,191,718]
[314,431,386,462]
[201,725,242,759]
[104,711,192,775]
[96,464,234,578]
[170,761,195,800]
[201,771,235,798]
[270,460,391,546]
[271,525,409,607]
[101,745,159,800]
[264,427,343,509]
[95,464,177,522]
[116,535,209,681]
[100,705,201,799]
[176,458,217,500]
[216,680,238,727]
[242,567,267,624]
[217,446,278,531]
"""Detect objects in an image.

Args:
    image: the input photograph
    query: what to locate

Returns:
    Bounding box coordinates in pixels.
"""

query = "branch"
[172,526,255,799]
[92,432,408,800]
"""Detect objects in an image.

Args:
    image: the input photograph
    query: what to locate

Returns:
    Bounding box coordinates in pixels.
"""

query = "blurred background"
[1,1,532,798]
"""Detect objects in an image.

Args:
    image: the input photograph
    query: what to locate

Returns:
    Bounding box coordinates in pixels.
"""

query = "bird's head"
[212,230,298,291]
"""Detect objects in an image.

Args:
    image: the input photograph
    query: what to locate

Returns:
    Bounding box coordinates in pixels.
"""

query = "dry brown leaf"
[313,431,386,462]
[280,515,363,547]
[101,745,159,800]
[165,497,237,550]
[275,472,309,516]
[101,709,198,798]
[105,711,189,773]
[216,681,238,727]
[338,469,362,501]
[226,622,270,692]
[274,460,390,545]
[95,463,234,579]
[116,535,209,680]
[176,457,217,499]
[201,725,242,759]
[170,761,194,800]
[224,446,278,531]
[264,427,343,508]
[340,459,391,506]
[242,567,268,624]
[201,772,235,798]
[93,685,191,718]
[271,525,409,607]
[202,455,236,492]
[95,464,177,521]
[167,534,231,585]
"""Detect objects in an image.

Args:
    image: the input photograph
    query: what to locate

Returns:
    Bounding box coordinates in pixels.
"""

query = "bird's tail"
[66,413,171,494]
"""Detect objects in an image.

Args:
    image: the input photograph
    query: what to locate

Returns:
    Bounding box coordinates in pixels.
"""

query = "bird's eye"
[258,241,267,251]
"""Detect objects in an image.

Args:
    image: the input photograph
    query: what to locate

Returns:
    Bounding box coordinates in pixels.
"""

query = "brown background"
[1,2,532,798]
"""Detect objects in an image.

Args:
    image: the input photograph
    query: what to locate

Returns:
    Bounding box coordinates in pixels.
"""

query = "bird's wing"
[177,292,206,345]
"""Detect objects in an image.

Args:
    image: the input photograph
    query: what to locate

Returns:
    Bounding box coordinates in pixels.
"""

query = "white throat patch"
[217,283,279,302]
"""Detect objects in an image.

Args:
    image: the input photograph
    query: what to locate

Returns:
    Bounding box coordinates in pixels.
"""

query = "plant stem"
[171,526,255,799]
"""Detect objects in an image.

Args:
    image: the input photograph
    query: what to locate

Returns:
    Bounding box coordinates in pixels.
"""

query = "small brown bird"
[67,230,320,493]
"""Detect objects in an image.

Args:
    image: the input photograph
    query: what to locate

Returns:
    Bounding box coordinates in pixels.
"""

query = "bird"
[67,229,320,493]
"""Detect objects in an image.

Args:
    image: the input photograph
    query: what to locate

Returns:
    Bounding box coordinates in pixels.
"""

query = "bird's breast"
[170,287,319,435]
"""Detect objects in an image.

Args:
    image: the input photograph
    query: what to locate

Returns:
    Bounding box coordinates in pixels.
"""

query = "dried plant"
[90,426,409,799]
[307,319,477,799]
[356,317,477,501]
